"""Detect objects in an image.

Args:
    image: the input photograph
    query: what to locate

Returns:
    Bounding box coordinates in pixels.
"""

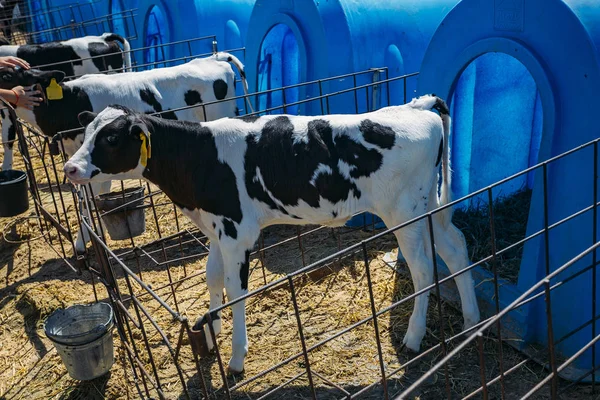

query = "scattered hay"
[0,128,593,399]
[453,189,532,283]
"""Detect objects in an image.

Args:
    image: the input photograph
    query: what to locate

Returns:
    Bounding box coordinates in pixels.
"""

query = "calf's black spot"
[140,88,162,113]
[140,88,178,120]
[6,121,15,149]
[360,119,396,149]
[88,42,123,72]
[240,250,251,290]
[222,218,237,239]
[213,79,228,100]
[184,90,202,106]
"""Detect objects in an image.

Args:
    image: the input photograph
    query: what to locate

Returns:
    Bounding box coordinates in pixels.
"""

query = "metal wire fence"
[2,1,136,45]
[76,130,600,399]
[5,22,597,396]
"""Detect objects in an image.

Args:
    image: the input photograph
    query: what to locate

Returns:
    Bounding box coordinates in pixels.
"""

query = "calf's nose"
[63,162,79,179]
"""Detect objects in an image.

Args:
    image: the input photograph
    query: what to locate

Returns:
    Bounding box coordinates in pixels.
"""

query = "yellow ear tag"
[139,133,151,167]
[46,78,63,100]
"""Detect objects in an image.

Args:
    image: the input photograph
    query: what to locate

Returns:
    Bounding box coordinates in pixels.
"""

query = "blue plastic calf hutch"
[243,0,458,228]
[418,0,600,381]
[244,0,459,117]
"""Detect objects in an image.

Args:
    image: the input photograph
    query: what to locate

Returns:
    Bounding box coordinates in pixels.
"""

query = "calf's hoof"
[402,332,423,353]
[227,363,245,376]
[463,314,480,331]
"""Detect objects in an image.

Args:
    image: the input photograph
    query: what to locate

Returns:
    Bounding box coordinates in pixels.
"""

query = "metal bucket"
[95,186,146,240]
[0,169,28,217]
[44,302,115,381]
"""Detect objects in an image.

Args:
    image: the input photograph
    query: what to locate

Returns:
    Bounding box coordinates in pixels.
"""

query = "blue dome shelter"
[418,0,600,380]
[174,0,255,108]
[244,0,458,228]
[143,3,170,68]
[28,0,101,42]
[176,0,254,52]
[109,0,129,38]
[27,0,55,42]
[244,0,459,116]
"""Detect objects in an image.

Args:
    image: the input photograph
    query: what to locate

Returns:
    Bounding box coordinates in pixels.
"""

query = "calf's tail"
[409,95,453,227]
[102,32,132,72]
[213,51,255,114]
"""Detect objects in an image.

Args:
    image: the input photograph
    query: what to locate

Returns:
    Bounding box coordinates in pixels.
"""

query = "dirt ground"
[1,130,599,399]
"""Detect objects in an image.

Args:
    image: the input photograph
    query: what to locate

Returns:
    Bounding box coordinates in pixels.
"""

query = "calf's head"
[0,66,65,89]
[63,106,151,185]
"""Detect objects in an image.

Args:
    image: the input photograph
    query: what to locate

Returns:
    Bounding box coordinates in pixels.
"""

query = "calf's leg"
[432,216,480,330]
[379,205,434,352]
[220,242,254,374]
[194,242,225,351]
[427,179,480,330]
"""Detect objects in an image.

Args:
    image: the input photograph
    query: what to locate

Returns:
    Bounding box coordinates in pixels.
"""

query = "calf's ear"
[51,70,66,83]
[78,111,98,127]
[129,120,149,137]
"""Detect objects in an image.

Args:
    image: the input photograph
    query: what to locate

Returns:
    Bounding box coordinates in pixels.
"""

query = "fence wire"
[4,19,598,398]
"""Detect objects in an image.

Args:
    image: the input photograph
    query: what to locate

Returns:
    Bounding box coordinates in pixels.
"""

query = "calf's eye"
[106,135,118,145]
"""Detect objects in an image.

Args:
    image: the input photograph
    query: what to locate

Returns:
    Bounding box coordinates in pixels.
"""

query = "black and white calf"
[0,33,132,77]
[0,52,249,252]
[63,96,480,374]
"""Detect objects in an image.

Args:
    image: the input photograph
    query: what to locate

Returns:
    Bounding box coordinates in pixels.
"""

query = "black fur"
[140,88,178,120]
[360,119,396,149]
[432,97,450,116]
[86,111,389,241]
[240,250,251,290]
[6,119,15,150]
[88,41,123,72]
[222,218,237,239]
[16,43,82,77]
[127,115,244,223]
[436,137,443,166]
[213,79,228,100]
[0,67,65,90]
[90,117,143,175]
[29,85,94,141]
[184,90,202,106]
[10,36,126,77]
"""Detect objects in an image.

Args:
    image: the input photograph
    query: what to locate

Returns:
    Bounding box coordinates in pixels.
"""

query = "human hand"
[0,56,30,69]
[12,85,43,110]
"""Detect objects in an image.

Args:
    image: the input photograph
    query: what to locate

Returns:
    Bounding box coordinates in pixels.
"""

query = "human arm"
[0,86,43,110]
